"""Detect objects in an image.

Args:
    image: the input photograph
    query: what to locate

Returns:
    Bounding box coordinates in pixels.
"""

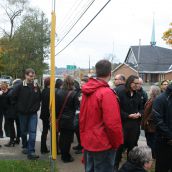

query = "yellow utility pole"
[50,0,56,168]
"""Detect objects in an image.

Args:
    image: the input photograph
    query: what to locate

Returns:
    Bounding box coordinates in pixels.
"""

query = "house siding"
[164,72,172,80]
[113,64,137,78]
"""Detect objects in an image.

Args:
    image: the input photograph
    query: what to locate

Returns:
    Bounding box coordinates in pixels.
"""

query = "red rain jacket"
[80,78,123,152]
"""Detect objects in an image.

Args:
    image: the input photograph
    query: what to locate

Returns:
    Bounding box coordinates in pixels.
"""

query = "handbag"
[56,91,72,132]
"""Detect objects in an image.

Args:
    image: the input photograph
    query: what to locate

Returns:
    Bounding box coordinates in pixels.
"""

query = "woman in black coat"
[2,80,22,147]
[115,75,144,169]
[56,76,79,163]
[40,77,50,154]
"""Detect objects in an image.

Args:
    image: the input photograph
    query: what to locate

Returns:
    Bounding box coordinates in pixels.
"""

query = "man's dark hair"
[95,60,111,77]
[55,79,63,89]
[25,68,35,75]
[125,75,139,90]
[44,77,50,87]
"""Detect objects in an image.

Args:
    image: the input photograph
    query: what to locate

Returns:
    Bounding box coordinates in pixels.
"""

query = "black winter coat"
[118,88,144,127]
[114,84,125,95]
[119,161,147,172]
[40,87,50,121]
[55,89,79,130]
[11,81,41,115]
[0,89,17,118]
[153,84,172,142]
[138,87,148,108]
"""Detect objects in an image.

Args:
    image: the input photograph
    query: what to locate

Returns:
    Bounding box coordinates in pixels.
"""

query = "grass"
[0,160,58,172]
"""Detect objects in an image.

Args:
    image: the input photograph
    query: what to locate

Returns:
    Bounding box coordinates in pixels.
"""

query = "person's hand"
[135,112,141,118]
[0,91,3,95]
[128,114,137,119]
[129,113,141,119]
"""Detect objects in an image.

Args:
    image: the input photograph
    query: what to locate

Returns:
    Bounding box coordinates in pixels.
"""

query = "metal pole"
[50,0,57,172]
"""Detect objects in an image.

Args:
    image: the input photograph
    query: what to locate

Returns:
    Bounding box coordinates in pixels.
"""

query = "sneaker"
[27,153,39,160]
[22,148,28,154]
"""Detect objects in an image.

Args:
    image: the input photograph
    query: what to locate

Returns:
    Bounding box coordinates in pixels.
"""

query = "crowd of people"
[0,60,172,172]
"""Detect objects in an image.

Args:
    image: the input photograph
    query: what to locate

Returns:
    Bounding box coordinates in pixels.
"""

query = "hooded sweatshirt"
[80,78,123,152]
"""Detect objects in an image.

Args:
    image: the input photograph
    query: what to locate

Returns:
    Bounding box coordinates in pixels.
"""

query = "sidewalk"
[0,117,147,172]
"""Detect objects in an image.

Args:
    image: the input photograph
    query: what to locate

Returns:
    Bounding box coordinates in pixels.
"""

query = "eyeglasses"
[132,82,139,85]
[27,74,34,78]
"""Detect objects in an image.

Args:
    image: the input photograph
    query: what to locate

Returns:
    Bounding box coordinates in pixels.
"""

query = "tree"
[0,0,28,39]
[162,23,172,45]
[0,8,50,78]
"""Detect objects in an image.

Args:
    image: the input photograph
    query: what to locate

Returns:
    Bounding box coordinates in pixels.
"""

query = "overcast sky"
[30,0,172,68]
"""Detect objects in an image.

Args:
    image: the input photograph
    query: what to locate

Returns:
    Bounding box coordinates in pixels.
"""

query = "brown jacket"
[142,99,156,133]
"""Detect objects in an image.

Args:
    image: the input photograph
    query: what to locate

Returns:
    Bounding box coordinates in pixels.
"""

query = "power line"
[57,0,84,33]
[57,0,96,42]
[56,0,96,47]
[55,0,112,56]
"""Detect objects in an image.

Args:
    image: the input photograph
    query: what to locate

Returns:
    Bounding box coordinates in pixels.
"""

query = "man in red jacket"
[80,60,123,172]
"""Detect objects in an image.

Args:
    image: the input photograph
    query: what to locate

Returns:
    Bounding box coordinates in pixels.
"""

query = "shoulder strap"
[58,91,72,120]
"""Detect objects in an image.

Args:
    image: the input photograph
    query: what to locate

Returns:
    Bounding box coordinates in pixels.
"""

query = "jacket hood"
[82,78,109,96]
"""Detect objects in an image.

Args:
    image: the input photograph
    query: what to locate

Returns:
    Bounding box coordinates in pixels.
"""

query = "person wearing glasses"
[115,75,144,170]
[160,80,169,93]
[11,68,41,160]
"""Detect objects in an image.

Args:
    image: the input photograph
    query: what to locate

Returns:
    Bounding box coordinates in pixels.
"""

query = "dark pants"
[4,117,10,137]
[41,119,49,152]
[19,113,38,155]
[75,126,82,149]
[145,132,156,158]
[155,139,172,172]
[0,111,3,137]
[115,123,140,169]
[15,117,21,138]
[5,118,16,140]
[59,129,74,161]
[84,149,116,172]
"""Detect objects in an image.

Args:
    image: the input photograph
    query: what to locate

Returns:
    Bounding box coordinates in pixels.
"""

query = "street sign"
[66,65,77,70]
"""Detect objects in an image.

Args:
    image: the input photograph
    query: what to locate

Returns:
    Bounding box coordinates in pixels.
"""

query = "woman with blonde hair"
[142,85,161,158]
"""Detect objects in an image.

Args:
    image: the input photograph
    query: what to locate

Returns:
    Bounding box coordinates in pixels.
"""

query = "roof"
[112,62,137,73]
[125,45,172,73]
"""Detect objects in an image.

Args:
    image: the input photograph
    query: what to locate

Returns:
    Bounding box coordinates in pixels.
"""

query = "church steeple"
[150,15,156,46]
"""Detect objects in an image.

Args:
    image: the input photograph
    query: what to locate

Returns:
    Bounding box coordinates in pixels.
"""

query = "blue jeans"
[19,113,38,155]
[84,149,116,172]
